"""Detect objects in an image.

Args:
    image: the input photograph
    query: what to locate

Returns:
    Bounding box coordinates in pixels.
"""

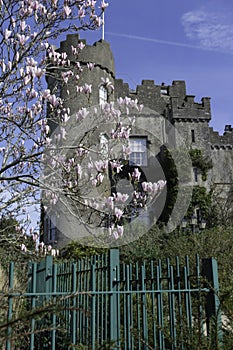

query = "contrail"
[106,31,206,51]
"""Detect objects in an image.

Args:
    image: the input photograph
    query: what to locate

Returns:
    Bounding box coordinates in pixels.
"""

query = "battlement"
[115,78,211,119]
[59,34,115,76]
[209,125,233,148]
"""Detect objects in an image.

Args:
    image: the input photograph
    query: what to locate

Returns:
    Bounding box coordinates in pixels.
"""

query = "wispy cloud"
[106,31,204,51]
[181,9,233,54]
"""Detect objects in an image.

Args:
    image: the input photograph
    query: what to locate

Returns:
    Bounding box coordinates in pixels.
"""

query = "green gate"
[2,249,222,349]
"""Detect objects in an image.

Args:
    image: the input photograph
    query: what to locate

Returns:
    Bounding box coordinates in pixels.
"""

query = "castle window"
[193,167,198,182]
[129,137,147,166]
[99,85,108,105]
[44,214,57,243]
[100,133,109,159]
[191,129,195,142]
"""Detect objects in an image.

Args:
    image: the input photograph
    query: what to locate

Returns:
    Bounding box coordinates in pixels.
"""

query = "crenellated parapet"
[59,34,115,76]
[170,94,211,122]
[210,125,233,149]
[115,78,211,121]
[48,34,115,114]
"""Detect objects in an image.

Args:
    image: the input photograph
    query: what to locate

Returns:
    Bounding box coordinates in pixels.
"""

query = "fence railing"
[1,249,222,349]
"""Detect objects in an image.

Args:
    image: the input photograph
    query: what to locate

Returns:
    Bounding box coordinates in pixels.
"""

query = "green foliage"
[158,147,179,223]
[189,149,213,181]
[60,240,107,260]
[0,217,35,271]
[120,225,233,312]
[187,186,212,221]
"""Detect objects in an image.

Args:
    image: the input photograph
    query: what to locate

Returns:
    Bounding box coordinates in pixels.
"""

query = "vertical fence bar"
[184,256,193,331]
[169,265,176,349]
[175,257,184,350]
[136,262,141,350]
[77,260,82,344]
[125,264,131,349]
[196,255,204,348]
[109,249,120,349]
[30,262,37,350]
[129,264,134,350]
[123,263,127,349]
[116,259,121,349]
[202,258,223,347]
[51,263,57,350]
[104,253,108,343]
[150,261,157,350]
[71,263,77,348]
[141,263,148,350]
[6,262,14,350]
[91,263,96,350]
[157,261,165,350]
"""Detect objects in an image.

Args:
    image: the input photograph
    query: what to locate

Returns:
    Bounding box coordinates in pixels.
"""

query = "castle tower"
[47,34,115,116]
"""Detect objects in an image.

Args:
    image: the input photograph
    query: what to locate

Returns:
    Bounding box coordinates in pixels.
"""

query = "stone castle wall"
[44,35,233,247]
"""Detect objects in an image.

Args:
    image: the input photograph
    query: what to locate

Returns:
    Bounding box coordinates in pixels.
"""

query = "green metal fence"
[2,249,222,349]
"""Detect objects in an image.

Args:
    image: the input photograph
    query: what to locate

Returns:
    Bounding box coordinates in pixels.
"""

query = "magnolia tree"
[43,100,168,246]
[0,0,170,251]
[0,0,108,250]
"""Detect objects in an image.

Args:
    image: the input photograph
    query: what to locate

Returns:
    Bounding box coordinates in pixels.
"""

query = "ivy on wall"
[186,185,212,220]
[189,149,213,181]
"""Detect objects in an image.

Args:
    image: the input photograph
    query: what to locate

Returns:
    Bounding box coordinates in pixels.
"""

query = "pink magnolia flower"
[105,196,114,210]
[51,249,57,256]
[49,94,60,107]
[131,168,141,182]
[83,83,92,94]
[96,173,104,184]
[122,145,131,156]
[78,42,85,50]
[110,160,123,173]
[87,62,95,70]
[4,29,11,40]
[94,160,108,172]
[101,77,114,91]
[20,20,27,31]
[142,180,166,195]
[17,33,29,45]
[116,225,124,237]
[100,1,109,10]
[63,5,71,17]
[76,107,89,121]
[109,225,124,239]
[78,8,85,18]
[157,180,167,190]
[91,178,98,186]
[52,0,58,7]
[42,89,51,99]
[21,243,27,252]
[114,192,129,203]
[114,207,123,220]
[76,164,82,178]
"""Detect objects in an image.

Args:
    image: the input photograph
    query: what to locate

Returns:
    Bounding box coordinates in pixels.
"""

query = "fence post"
[202,258,222,346]
[6,262,14,350]
[109,249,120,348]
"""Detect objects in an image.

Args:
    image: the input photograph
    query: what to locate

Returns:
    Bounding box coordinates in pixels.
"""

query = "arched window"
[99,85,108,105]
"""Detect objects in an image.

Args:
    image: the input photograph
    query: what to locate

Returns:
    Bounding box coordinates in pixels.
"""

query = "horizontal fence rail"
[1,249,222,349]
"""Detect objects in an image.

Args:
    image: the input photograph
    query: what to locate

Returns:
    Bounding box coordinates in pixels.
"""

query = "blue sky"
[81,0,233,134]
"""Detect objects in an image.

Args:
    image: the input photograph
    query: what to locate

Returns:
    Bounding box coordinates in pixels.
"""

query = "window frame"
[191,129,195,143]
[193,167,198,182]
[129,136,148,167]
[99,85,108,105]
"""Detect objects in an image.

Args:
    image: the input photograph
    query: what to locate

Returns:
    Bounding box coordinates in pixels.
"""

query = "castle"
[43,34,233,247]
